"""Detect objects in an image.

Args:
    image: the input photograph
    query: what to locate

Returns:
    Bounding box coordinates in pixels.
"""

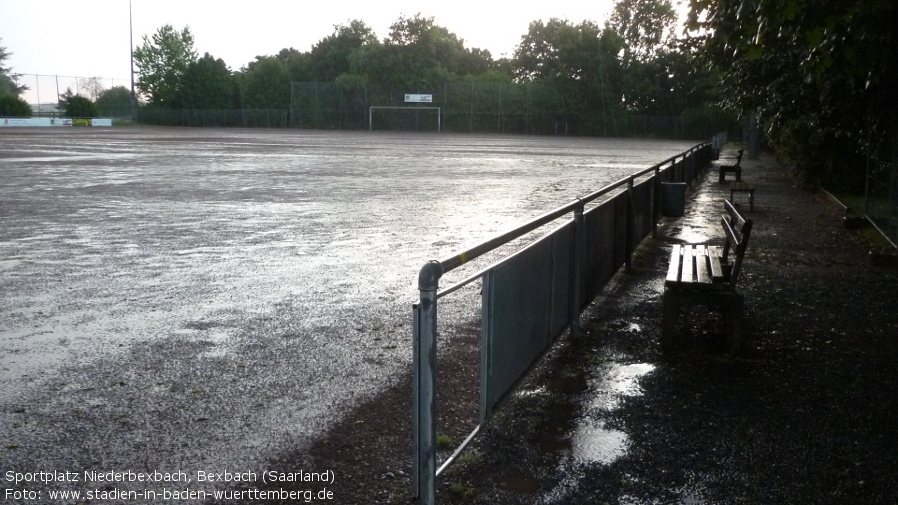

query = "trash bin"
[661,182,687,217]
[711,148,720,160]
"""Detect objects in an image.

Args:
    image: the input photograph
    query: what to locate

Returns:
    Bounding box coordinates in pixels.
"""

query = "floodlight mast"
[129,0,136,124]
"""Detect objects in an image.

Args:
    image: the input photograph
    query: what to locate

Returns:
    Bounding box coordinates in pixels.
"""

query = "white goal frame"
[368,106,441,132]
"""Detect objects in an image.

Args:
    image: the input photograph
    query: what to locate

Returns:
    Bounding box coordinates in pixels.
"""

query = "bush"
[60,94,98,118]
[0,94,32,117]
[768,118,867,192]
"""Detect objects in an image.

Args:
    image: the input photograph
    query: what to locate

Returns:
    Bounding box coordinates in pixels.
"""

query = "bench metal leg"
[721,292,744,353]
[662,289,744,354]
[661,291,679,353]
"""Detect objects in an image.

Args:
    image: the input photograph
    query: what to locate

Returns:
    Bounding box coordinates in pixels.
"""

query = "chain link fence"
[137,108,290,128]
[17,74,131,116]
[291,81,739,139]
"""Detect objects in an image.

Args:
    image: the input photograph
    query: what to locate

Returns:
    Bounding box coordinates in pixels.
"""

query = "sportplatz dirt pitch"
[0,126,697,500]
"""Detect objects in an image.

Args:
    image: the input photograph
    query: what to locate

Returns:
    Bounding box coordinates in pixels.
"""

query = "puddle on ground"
[675,226,712,244]
[538,362,656,503]
[570,420,629,464]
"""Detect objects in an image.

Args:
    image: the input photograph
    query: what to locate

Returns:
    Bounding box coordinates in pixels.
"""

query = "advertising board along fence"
[0,117,113,127]
[412,136,721,504]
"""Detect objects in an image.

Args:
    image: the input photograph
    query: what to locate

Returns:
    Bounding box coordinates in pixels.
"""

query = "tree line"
[686,0,896,189]
[126,0,726,135]
[3,0,892,190]
[3,0,726,134]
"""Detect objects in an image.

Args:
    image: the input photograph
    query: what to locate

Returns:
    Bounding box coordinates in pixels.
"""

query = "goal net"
[369,106,441,132]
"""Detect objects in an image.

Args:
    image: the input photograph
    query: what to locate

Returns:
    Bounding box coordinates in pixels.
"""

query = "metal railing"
[411,138,716,504]
[864,155,898,247]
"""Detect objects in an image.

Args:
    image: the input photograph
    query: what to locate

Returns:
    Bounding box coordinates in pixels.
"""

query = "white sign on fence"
[0,117,113,127]
[404,94,433,103]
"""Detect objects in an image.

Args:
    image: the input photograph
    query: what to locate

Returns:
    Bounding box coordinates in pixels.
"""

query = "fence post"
[626,176,635,270]
[686,149,694,185]
[653,166,661,238]
[413,261,442,505]
[570,203,585,338]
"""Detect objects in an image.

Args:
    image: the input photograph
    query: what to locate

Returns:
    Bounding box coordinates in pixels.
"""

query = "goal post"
[369,106,441,132]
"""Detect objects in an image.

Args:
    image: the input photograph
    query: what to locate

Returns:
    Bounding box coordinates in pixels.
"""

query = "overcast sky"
[1,0,627,104]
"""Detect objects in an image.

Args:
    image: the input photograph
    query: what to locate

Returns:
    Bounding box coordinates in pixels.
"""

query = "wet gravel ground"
[0,127,698,504]
[4,128,895,504]
[297,146,898,504]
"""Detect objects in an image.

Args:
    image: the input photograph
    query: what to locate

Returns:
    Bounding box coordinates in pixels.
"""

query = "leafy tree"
[277,47,315,82]
[604,0,685,115]
[0,94,32,116]
[686,0,897,187]
[58,87,98,117]
[513,19,626,132]
[179,53,238,109]
[240,56,290,108]
[95,86,132,116]
[0,39,28,96]
[608,0,678,62]
[133,25,198,107]
[310,21,378,82]
[384,14,492,87]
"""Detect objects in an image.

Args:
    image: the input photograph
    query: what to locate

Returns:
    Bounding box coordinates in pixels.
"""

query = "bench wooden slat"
[695,245,711,283]
[681,245,694,283]
[725,200,748,235]
[708,245,724,281]
[666,244,681,283]
[721,214,740,251]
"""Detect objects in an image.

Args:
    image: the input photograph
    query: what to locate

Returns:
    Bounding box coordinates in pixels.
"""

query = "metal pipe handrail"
[435,146,706,276]
[437,220,573,299]
[413,138,714,505]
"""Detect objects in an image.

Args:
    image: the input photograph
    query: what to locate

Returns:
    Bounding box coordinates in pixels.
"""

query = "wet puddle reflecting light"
[539,362,657,502]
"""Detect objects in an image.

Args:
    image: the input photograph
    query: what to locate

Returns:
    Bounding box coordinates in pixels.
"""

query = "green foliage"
[436,434,454,449]
[608,0,678,62]
[0,38,28,96]
[133,25,198,106]
[311,21,378,82]
[179,53,239,109]
[132,8,735,137]
[58,88,98,117]
[383,14,491,88]
[277,48,314,82]
[95,86,132,117]
[687,0,897,188]
[512,19,628,132]
[241,56,290,108]
[0,94,32,116]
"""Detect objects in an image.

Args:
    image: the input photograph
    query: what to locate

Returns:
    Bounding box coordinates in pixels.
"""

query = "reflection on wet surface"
[0,127,694,482]
[540,362,656,503]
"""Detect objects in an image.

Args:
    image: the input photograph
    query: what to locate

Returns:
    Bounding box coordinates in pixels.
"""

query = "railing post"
[626,176,635,270]
[413,261,443,505]
[686,149,695,185]
[570,202,585,338]
[653,166,661,238]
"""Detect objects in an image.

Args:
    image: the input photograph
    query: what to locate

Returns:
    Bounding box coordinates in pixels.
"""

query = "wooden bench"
[662,200,753,353]
[718,149,744,183]
[729,181,755,211]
